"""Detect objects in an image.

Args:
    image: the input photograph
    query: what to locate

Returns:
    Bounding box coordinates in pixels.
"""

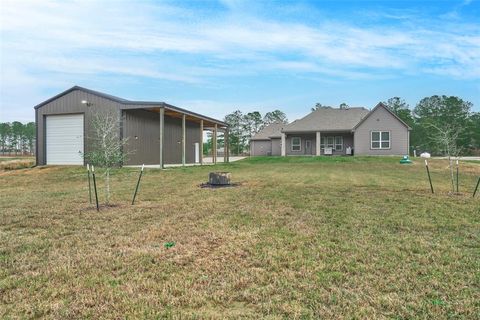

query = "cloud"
[0,0,479,120]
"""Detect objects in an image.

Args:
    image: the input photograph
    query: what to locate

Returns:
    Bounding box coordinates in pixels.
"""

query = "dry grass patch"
[0,157,479,319]
[0,157,35,171]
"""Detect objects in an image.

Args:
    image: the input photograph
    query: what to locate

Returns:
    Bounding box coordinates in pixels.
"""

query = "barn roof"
[34,86,227,127]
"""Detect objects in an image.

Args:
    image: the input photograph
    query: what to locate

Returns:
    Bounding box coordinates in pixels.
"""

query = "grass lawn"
[1,157,479,319]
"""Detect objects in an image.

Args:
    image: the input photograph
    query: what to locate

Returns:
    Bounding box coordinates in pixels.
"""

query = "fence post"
[132,164,145,205]
[425,160,434,194]
[92,165,99,211]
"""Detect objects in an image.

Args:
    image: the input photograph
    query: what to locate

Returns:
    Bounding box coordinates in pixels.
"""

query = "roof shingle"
[250,122,286,140]
[282,107,369,132]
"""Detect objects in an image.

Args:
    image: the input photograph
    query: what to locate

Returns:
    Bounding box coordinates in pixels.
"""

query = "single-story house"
[35,86,228,167]
[250,103,410,156]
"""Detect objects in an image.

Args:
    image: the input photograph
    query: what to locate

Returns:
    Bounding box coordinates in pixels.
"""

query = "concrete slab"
[125,156,246,168]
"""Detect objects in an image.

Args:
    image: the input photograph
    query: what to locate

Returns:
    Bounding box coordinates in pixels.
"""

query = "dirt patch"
[199,182,242,189]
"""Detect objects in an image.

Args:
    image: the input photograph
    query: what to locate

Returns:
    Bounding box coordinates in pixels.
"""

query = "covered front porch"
[281,131,354,156]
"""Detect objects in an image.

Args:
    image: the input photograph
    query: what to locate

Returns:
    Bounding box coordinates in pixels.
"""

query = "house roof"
[250,122,286,140]
[352,102,412,130]
[34,86,227,127]
[282,107,370,133]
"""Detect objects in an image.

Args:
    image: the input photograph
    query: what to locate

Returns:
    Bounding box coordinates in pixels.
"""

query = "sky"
[0,0,479,123]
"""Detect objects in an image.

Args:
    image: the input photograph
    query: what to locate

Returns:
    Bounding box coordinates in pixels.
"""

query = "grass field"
[1,157,479,319]
[0,156,35,170]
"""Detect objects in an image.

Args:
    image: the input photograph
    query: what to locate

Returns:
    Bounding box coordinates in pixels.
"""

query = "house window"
[291,137,301,151]
[335,136,343,151]
[326,137,334,149]
[321,136,341,150]
[371,131,390,149]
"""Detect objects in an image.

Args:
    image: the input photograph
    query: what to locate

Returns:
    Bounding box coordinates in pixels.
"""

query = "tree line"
[0,122,36,156]
[223,95,479,156]
[382,96,479,156]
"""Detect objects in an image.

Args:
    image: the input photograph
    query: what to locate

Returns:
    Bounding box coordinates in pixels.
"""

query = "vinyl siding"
[250,140,272,156]
[354,106,409,155]
[319,133,353,155]
[271,138,281,156]
[285,134,316,155]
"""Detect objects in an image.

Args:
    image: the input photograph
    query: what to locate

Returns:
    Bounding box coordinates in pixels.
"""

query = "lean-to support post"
[159,107,164,169]
[200,120,204,165]
[213,124,218,164]
[182,114,186,166]
[225,128,230,163]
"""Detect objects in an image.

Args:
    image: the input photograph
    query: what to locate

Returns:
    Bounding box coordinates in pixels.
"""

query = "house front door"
[305,140,312,155]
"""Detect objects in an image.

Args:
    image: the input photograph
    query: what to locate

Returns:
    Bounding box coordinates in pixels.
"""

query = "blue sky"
[1,0,479,123]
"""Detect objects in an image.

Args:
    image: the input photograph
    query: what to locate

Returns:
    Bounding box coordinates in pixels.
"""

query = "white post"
[281,133,286,156]
[316,131,321,156]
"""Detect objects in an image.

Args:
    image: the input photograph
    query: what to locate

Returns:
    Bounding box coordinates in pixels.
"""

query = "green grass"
[1,157,479,319]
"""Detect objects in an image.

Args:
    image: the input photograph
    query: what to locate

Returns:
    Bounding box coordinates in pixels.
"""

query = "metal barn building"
[34,86,229,167]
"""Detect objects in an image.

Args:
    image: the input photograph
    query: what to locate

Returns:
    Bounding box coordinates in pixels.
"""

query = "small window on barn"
[371,131,390,149]
[291,137,301,151]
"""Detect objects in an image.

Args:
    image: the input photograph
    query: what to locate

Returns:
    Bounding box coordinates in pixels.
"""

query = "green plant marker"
[432,299,445,306]
[164,241,175,249]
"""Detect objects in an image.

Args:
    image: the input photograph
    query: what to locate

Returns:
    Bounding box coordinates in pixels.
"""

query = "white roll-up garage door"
[46,114,84,165]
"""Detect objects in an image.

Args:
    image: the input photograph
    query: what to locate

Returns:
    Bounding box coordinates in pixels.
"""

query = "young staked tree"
[83,112,128,205]
[428,123,462,193]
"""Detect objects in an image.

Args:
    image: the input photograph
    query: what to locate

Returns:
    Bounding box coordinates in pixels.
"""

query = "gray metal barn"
[34,86,229,167]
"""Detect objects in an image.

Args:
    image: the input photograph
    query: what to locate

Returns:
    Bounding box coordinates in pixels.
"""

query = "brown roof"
[250,122,286,140]
[282,107,369,133]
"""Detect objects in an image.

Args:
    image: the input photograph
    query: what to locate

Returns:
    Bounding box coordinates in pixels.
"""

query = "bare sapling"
[428,124,462,193]
[83,112,128,205]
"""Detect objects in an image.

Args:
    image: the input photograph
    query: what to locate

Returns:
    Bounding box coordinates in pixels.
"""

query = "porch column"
[281,133,286,156]
[200,120,204,165]
[159,107,165,169]
[213,124,218,164]
[181,114,186,166]
[316,131,321,156]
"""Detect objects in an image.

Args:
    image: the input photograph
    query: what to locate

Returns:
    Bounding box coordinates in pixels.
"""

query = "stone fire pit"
[200,172,239,188]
